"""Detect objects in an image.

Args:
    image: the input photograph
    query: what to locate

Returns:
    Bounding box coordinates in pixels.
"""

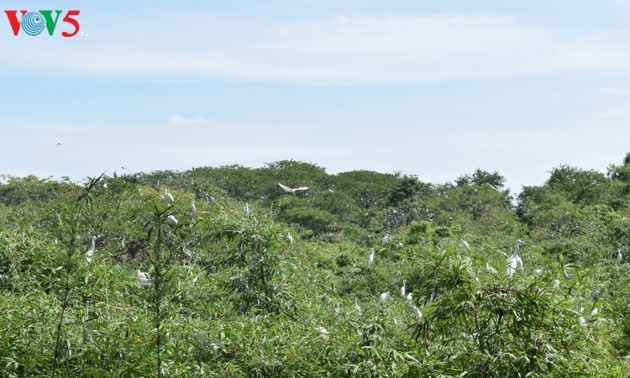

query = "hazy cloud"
[168,115,208,126]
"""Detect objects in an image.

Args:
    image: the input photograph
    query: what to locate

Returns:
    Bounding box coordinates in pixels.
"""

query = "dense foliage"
[0,154,628,377]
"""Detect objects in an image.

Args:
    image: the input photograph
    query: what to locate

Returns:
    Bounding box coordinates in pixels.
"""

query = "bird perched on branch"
[136,270,152,287]
[507,239,525,276]
[278,183,309,194]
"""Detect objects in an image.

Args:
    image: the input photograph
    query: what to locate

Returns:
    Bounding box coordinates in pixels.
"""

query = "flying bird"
[278,183,309,194]
[78,30,89,37]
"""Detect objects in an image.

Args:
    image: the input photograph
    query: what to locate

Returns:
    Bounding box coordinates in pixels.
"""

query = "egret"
[617,249,623,263]
[405,292,413,306]
[334,302,341,317]
[486,263,497,275]
[368,250,375,270]
[409,305,423,320]
[315,327,329,341]
[460,238,471,250]
[164,189,174,203]
[183,247,192,258]
[382,234,391,246]
[113,170,118,180]
[377,291,390,306]
[506,239,525,276]
[287,232,294,244]
[189,276,198,289]
[136,269,152,287]
[533,269,543,276]
[243,203,250,218]
[590,306,598,316]
[278,183,309,194]
[191,200,196,213]
[166,215,178,226]
[85,236,96,264]
[354,298,361,315]
[400,281,406,297]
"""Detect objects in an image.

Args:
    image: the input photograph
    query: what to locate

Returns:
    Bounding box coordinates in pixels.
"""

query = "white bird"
[486,263,497,275]
[78,30,89,37]
[460,238,471,250]
[617,249,623,263]
[287,232,294,244]
[113,170,118,180]
[85,236,96,264]
[243,202,250,218]
[136,269,152,287]
[368,250,375,270]
[164,189,174,203]
[334,302,341,316]
[409,305,423,320]
[189,276,198,289]
[533,269,543,276]
[405,292,413,306]
[382,234,391,246]
[590,306,598,316]
[166,215,178,226]
[506,239,525,276]
[191,200,196,213]
[377,291,390,306]
[315,327,329,341]
[354,298,362,315]
[183,247,192,258]
[278,183,309,194]
[400,281,406,297]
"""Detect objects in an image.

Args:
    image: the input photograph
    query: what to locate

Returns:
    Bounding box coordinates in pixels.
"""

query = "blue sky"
[1,1,629,194]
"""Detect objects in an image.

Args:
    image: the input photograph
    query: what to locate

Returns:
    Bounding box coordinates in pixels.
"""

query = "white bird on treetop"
[334,302,341,316]
[507,239,525,276]
[617,249,623,263]
[368,250,375,270]
[377,291,390,305]
[136,269,152,287]
[243,202,250,218]
[86,236,96,264]
[486,263,497,275]
[460,238,470,250]
[166,215,178,226]
[354,298,361,314]
[278,183,309,194]
[191,200,196,213]
[405,292,413,306]
[400,281,406,297]
[164,189,174,203]
[287,232,294,244]
[315,326,329,340]
[382,234,391,246]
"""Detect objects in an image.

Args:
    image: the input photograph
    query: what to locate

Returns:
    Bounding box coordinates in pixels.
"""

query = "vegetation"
[0,154,629,377]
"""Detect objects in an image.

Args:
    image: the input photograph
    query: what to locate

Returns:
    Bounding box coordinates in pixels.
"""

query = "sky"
[1,1,629,194]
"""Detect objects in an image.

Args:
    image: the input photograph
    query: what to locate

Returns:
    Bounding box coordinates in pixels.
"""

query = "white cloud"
[168,115,208,126]
[3,15,630,85]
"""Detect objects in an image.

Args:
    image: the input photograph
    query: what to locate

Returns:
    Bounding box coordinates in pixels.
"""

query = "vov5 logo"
[4,10,80,37]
